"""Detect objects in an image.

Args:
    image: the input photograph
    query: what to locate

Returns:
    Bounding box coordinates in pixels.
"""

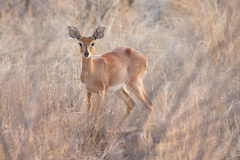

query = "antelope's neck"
[81,57,95,83]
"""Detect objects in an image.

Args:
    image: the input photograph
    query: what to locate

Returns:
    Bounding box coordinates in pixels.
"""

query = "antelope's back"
[103,47,146,67]
[101,47,147,85]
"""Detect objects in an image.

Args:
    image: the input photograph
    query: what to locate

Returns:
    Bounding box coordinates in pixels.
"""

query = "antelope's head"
[68,26,105,59]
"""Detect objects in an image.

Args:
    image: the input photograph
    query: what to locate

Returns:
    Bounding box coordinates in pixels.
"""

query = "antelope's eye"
[91,42,95,47]
[79,42,83,47]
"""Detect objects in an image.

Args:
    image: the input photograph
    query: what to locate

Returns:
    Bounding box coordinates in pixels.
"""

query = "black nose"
[84,51,89,57]
[84,53,89,56]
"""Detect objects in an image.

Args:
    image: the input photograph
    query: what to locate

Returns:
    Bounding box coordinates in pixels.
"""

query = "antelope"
[68,26,152,126]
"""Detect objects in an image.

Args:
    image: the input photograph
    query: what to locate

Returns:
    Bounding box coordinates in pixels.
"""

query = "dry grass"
[0,0,239,159]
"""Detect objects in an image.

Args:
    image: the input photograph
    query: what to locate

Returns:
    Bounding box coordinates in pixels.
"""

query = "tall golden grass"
[0,0,239,159]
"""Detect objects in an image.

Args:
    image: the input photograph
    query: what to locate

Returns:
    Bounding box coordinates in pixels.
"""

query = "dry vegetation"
[0,0,239,159]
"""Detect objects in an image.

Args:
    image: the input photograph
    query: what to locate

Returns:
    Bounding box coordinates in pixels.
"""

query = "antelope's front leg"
[87,91,92,114]
[95,90,105,115]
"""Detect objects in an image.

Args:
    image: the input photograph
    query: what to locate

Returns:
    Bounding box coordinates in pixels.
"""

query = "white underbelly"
[107,83,125,92]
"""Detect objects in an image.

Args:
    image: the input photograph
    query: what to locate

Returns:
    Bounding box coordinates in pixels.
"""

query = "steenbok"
[68,26,152,125]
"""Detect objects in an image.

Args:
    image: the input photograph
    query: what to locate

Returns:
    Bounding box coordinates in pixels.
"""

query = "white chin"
[83,55,90,59]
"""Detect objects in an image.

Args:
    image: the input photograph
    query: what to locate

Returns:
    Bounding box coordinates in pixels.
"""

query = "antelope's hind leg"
[117,88,136,126]
[128,80,153,115]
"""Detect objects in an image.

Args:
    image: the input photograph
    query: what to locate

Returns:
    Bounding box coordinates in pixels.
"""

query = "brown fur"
[68,27,152,126]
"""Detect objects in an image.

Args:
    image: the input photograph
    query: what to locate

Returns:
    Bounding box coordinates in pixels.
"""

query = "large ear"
[68,26,82,40]
[92,27,105,40]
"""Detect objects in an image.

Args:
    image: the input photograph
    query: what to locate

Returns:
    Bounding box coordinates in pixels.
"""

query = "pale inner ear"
[92,27,105,40]
[68,26,82,40]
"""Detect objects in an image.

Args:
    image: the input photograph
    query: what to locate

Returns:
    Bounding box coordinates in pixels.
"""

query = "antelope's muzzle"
[83,50,90,58]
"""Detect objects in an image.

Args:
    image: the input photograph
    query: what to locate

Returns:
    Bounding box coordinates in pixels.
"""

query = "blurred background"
[0,0,239,159]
